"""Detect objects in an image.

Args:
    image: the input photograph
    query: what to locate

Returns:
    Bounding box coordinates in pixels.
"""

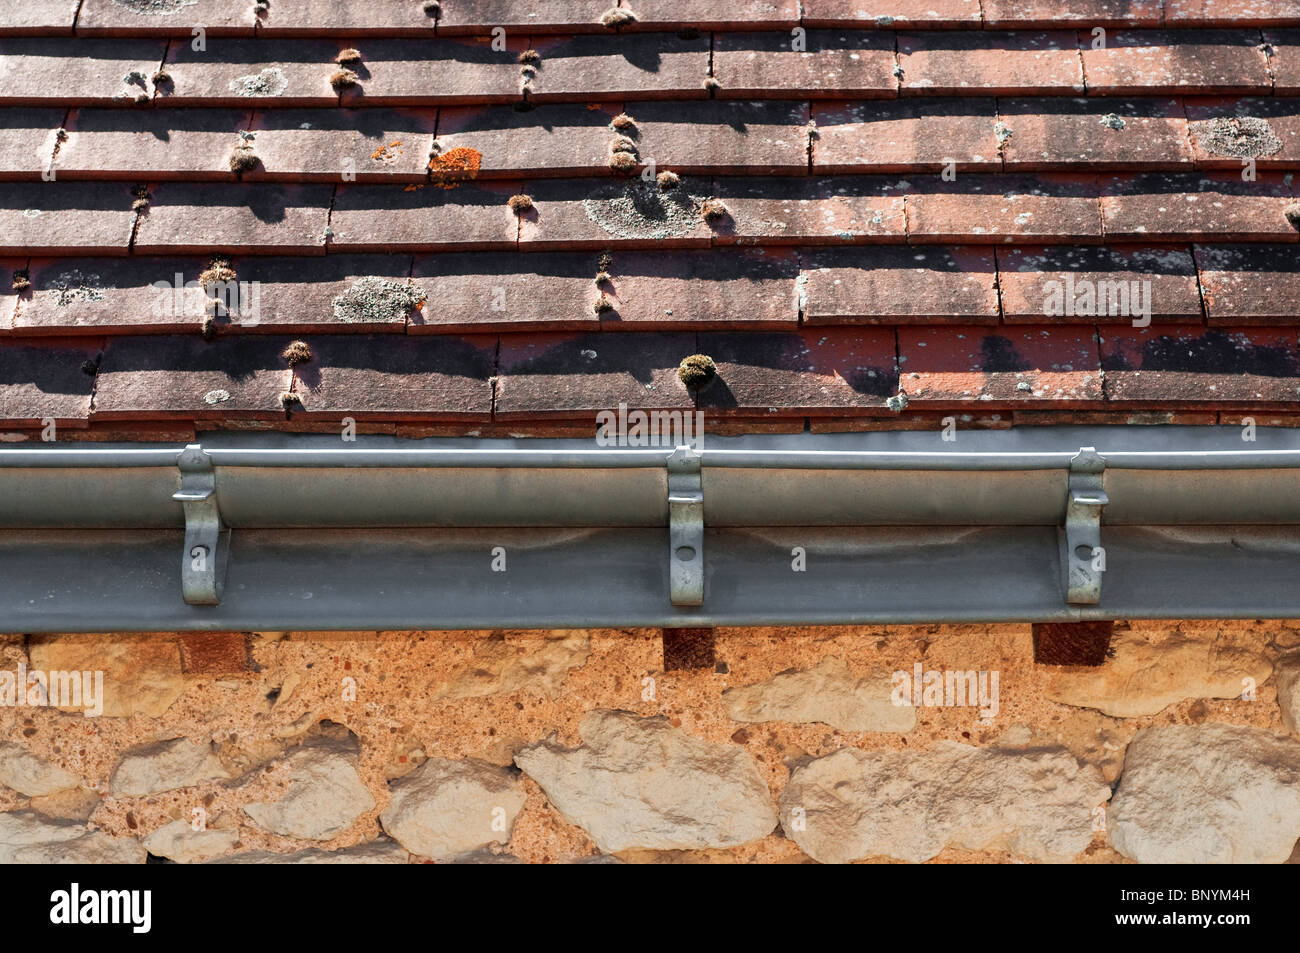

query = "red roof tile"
[0,11,1298,436]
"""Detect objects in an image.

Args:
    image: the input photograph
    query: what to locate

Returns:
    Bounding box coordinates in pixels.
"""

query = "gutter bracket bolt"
[1064,447,1108,606]
[667,445,704,607]
[172,443,230,606]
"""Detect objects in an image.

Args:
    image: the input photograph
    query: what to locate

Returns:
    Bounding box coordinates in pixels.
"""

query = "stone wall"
[0,621,1298,864]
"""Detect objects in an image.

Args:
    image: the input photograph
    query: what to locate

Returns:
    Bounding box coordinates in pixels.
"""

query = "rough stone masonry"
[0,620,1297,864]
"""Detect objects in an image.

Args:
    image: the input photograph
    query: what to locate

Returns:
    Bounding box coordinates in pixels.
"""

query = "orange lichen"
[371,140,404,163]
[428,146,482,189]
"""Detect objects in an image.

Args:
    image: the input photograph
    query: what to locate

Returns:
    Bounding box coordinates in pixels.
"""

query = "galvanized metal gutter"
[3,426,1300,632]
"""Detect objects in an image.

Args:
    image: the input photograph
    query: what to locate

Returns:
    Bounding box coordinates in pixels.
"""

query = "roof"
[4,0,1300,441]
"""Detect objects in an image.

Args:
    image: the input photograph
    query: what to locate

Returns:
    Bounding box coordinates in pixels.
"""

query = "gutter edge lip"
[5,426,1300,470]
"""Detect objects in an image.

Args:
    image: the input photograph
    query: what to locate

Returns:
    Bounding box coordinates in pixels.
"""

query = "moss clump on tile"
[610,113,637,132]
[507,193,534,214]
[700,197,730,222]
[336,48,362,66]
[199,257,236,287]
[678,354,716,389]
[601,7,637,28]
[608,151,637,174]
[279,391,301,416]
[11,271,29,292]
[130,185,151,213]
[151,68,172,87]
[81,359,98,377]
[282,340,313,366]
[332,276,425,324]
[201,316,217,340]
[610,136,638,155]
[886,391,909,412]
[330,69,359,92]
[1287,204,1300,230]
[517,49,541,66]
[229,144,260,174]
[422,0,441,18]
[703,77,721,96]
[594,295,615,314]
[255,1,269,16]
[657,170,680,191]
[134,91,152,104]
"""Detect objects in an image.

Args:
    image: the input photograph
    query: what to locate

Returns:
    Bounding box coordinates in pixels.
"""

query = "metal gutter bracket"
[1065,447,1108,606]
[173,444,229,606]
[667,445,704,607]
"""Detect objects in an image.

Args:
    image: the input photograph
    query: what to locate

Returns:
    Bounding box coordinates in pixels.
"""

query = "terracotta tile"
[801,245,998,324]
[713,30,896,99]
[696,327,898,414]
[1167,0,1300,27]
[178,632,252,675]
[134,183,334,255]
[1196,244,1300,324]
[999,97,1192,171]
[812,99,1001,173]
[800,0,982,29]
[1013,410,1218,425]
[435,103,622,178]
[1265,30,1300,95]
[213,255,417,333]
[0,181,138,255]
[705,416,808,434]
[245,109,436,183]
[0,108,65,179]
[54,108,250,180]
[1219,412,1300,427]
[528,34,709,103]
[596,248,800,329]
[1101,172,1297,243]
[12,256,215,334]
[77,0,257,35]
[984,0,1162,28]
[94,334,290,419]
[292,334,496,419]
[626,0,800,30]
[1100,325,1300,405]
[630,100,810,175]
[336,37,525,106]
[256,0,442,35]
[906,174,1103,244]
[495,331,694,417]
[432,1,610,35]
[1186,97,1300,168]
[899,31,1084,96]
[411,250,601,332]
[810,412,1011,432]
[518,177,714,250]
[997,245,1202,324]
[162,38,344,107]
[0,339,99,424]
[331,181,520,251]
[1081,29,1272,95]
[898,325,1104,407]
[709,175,908,245]
[0,38,168,106]
[66,420,198,441]
[0,0,80,34]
